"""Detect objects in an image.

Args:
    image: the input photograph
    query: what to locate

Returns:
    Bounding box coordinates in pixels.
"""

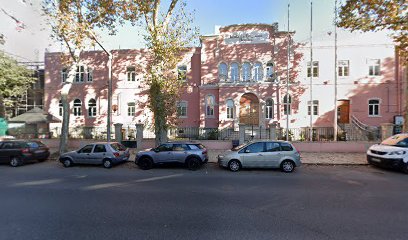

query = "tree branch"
[152,0,160,28]
[162,0,178,29]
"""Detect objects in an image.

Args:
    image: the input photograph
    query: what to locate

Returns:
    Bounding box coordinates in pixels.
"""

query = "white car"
[367,133,408,173]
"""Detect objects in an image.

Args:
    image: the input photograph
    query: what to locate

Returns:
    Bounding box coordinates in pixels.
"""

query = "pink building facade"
[44,24,406,136]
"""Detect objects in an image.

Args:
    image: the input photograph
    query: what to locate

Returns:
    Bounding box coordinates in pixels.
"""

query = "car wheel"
[280,160,295,173]
[403,163,408,174]
[138,157,153,170]
[186,157,201,171]
[38,158,47,162]
[103,159,113,169]
[62,158,73,168]
[10,157,21,167]
[228,160,241,172]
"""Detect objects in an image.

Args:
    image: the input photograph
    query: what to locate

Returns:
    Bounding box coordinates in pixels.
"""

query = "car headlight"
[389,150,406,155]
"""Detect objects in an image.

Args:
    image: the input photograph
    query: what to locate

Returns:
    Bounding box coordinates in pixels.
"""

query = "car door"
[0,142,11,162]
[154,143,174,163]
[240,142,265,168]
[76,144,95,164]
[0,142,19,163]
[172,144,190,163]
[263,142,282,167]
[91,144,107,164]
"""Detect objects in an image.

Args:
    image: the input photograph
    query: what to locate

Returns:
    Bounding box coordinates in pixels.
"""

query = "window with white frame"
[283,94,292,115]
[230,62,239,82]
[61,68,68,82]
[206,95,215,117]
[177,101,187,117]
[242,62,251,82]
[218,62,228,81]
[177,65,187,81]
[368,59,380,76]
[75,66,85,82]
[59,100,63,116]
[307,61,319,77]
[368,99,380,116]
[307,100,319,115]
[73,99,82,116]
[127,102,135,116]
[338,60,349,77]
[266,62,274,80]
[87,67,93,82]
[226,99,234,119]
[88,99,97,117]
[265,98,274,119]
[254,62,263,81]
[127,67,136,81]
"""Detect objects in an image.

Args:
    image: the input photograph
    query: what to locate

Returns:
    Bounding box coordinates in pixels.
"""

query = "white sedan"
[367,133,408,173]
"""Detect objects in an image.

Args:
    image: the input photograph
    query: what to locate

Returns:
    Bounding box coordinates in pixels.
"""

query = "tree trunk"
[59,63,77,155]
[0,95,5,119]
[404,64,408,132]
[59,94,70,154]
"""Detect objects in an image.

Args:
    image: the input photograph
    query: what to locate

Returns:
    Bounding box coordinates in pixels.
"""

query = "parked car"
[59,142,130,168]
[367,133,408,173]
[0,140,50,167]
[218,140,301,172]
[135,142,208,170]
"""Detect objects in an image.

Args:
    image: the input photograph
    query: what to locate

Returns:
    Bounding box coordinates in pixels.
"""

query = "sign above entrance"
[223,31,270,45]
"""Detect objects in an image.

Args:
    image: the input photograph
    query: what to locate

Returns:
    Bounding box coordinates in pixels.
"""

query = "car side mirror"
[153,148,159,152]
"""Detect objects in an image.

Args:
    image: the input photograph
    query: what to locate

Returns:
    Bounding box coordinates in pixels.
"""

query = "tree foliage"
[43,0,128,153]
[337,0,408,61]
[0,52,36,118]
[124,0,198,145]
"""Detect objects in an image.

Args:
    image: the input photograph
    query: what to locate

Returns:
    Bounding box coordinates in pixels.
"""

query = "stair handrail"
[351,115,379,134]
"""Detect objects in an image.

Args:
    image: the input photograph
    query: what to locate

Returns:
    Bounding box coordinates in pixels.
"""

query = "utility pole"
[286,3,290,141]
[309,0,313,141]
[333,0,338,141]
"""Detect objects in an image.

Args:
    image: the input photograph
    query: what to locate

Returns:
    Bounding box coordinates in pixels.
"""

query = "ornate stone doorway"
[239,93,259,125]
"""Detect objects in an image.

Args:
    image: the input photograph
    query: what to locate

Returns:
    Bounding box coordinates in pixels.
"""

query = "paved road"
[0,161,407,240]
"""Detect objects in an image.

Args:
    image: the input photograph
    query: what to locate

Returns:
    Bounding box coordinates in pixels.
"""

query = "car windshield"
[381,134,408,147]
[231,143,247,151]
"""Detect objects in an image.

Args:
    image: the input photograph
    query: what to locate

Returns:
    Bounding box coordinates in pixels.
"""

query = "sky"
[0,0,385,62]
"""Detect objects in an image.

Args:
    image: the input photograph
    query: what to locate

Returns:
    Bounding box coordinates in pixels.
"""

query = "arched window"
[218,62,228,81]
[226,99,234,119]
[206,95,215,117]
[266,62,274,80]
[230,62,239,82]
[242,62,251,82]
[265,98,274,119]
[59,100,63,116]
[254,62,263,81]
[73,99,82,116]
[88,99,97,117]
[368,99,380,116]
[283,94,292,115]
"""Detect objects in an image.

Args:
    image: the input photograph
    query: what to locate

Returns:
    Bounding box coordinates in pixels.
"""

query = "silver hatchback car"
[218,140,301,172]
[135,142,208,170]
[59,142,130,168]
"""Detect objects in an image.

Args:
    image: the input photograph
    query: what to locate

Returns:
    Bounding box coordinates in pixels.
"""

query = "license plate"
[35,150,45,153]
[371,158,381,163]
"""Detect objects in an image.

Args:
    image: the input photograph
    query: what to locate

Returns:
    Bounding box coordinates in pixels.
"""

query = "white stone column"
[114,123,123,141]
[239,123,246,144]
[136,124,144,149]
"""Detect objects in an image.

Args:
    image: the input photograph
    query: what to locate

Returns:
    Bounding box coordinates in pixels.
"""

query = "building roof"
[8,107,61,124]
